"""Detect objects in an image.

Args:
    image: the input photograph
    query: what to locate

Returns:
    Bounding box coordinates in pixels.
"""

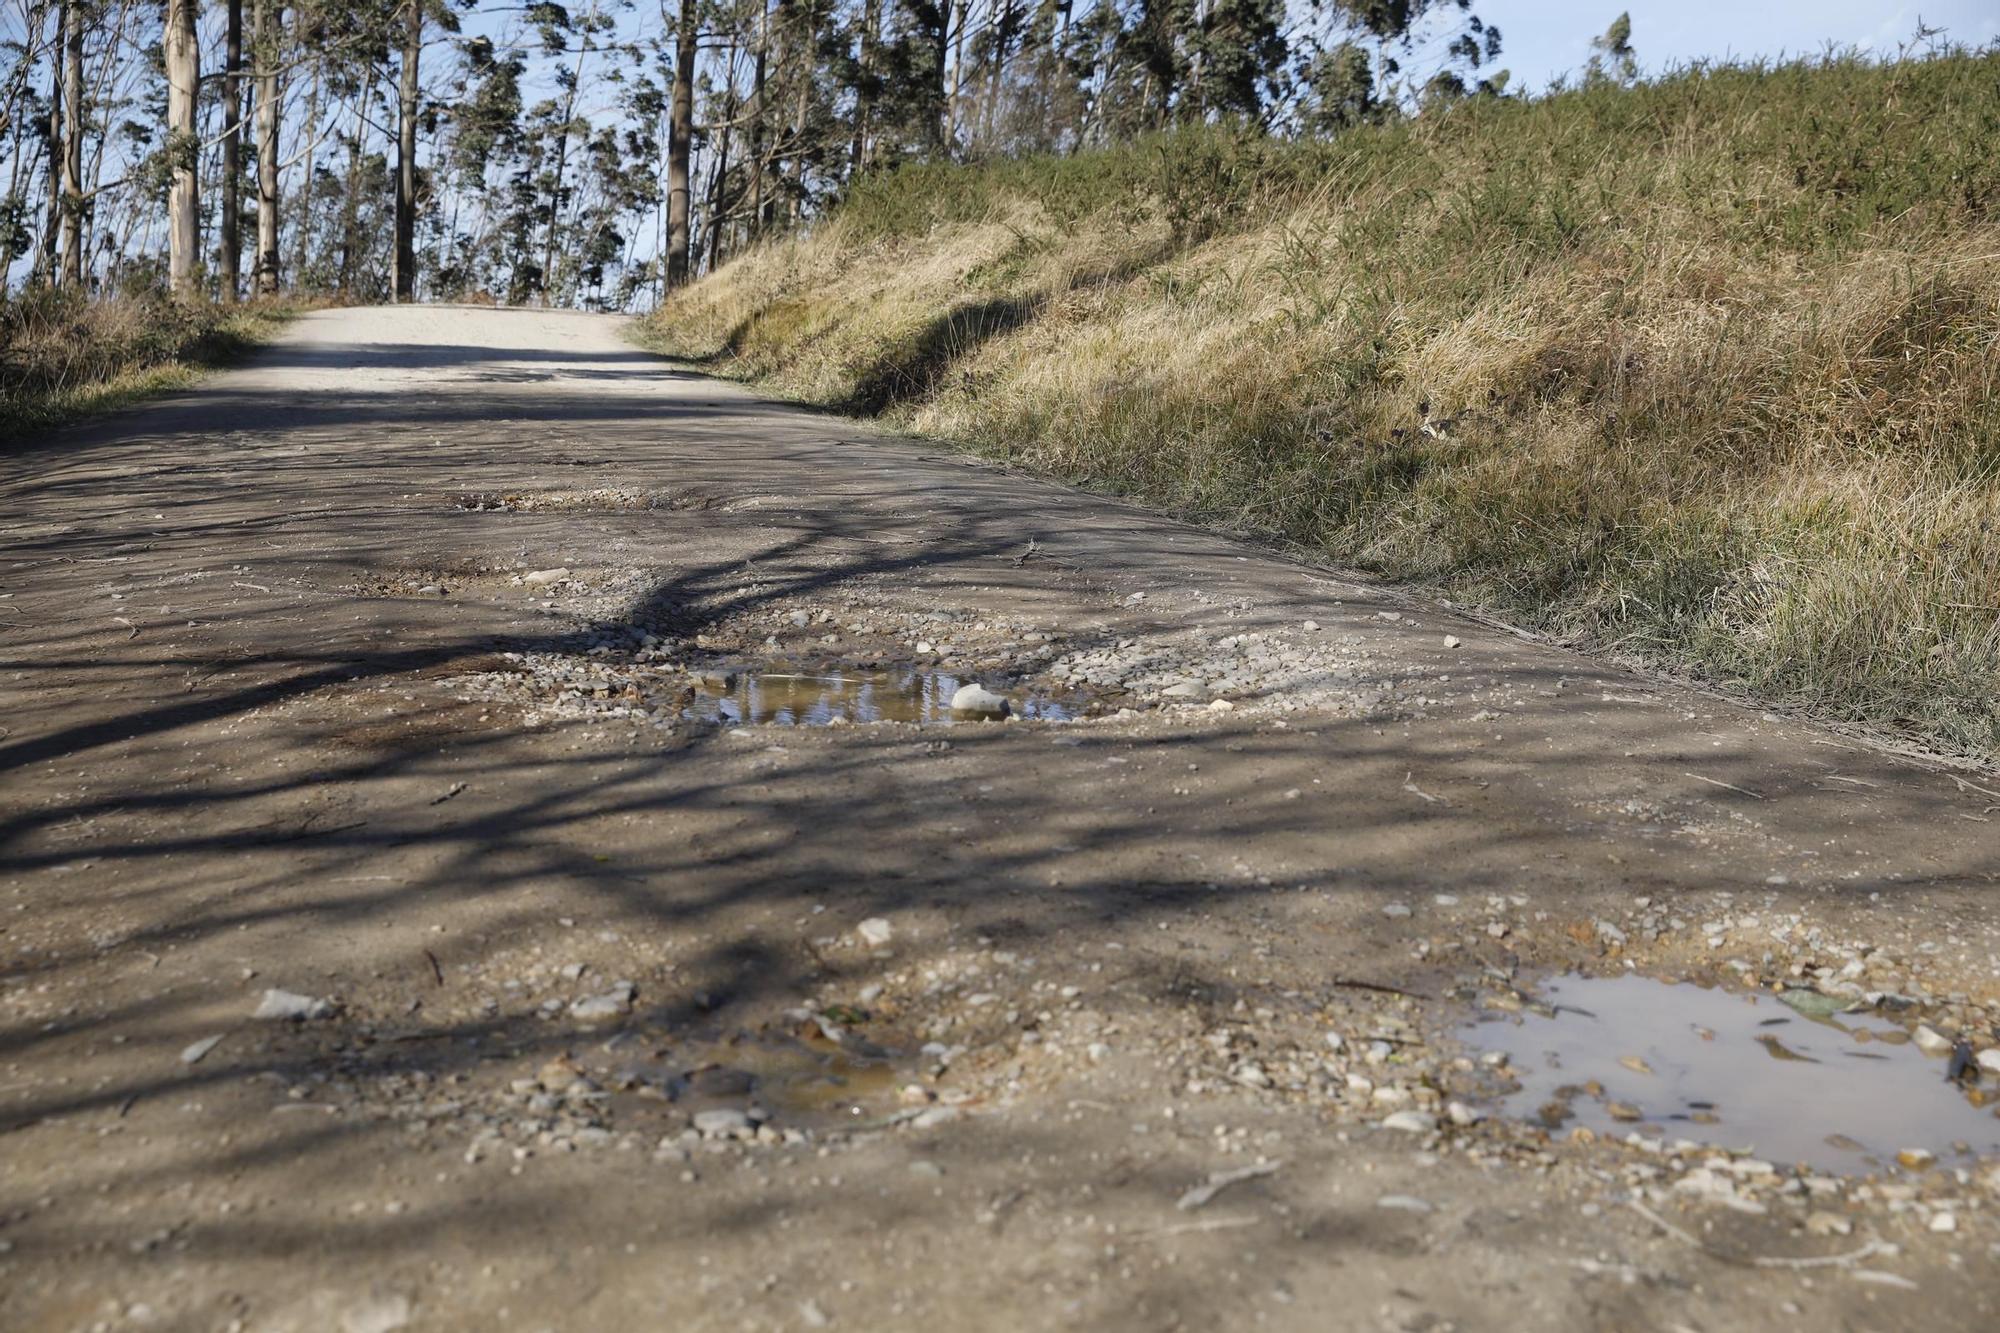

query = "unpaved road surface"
[4,306,1999,1332]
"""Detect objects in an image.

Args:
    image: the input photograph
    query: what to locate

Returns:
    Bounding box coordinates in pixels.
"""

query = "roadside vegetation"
[640,51,2000,762]
[0,288,296,442]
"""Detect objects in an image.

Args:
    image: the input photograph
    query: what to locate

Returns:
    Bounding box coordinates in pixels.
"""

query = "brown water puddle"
[1464,975,2000,1173]
[633,1023,916,1130]
[683,668,1079,726]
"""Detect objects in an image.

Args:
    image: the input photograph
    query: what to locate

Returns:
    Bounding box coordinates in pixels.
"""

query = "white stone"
[1912,1025,1953,1056]
[856,917,894,947]
[521,567,570,586]
[948,683,1010,716]
[692,1108,752,1137]
[253,989,331,1021]
[1380,1110,1436,1134]
[180,1034,224,1065]
[569,980,636,1021]
[1376,1194,1432,1213]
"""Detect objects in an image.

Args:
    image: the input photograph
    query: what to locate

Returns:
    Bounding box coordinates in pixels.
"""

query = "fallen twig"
[1950,774,2000,802]
[1329,978,1429,1000]
[1401,772,1445,804]
[1178,1160,1282,1211]
[1626,1199,1887,1270]
[1683,773,1763,801]
[1134,1215,1261,1240]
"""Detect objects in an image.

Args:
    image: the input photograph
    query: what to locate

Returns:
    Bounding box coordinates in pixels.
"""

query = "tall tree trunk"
[219,0,243,301]
[748,0,767,239]
[338,94,363,297]
[290,60,318,290]
[849,0,879,173]
[253,2,284,295]
[57,0,83,287]
[36,19,59,284]
[787,25,809,222]
[705,75,734,272]
[536,31,591,304]
[946,0,964,146]
[665,0,696,288]
[393,0,420,301]
[165,0,201,299]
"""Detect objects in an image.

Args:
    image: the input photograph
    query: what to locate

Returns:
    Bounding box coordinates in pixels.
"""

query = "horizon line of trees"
[0,0,1552,311]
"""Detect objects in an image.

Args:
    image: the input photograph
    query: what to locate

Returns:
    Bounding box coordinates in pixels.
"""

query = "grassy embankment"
[1,289,298,442]
[641,52,2000,762]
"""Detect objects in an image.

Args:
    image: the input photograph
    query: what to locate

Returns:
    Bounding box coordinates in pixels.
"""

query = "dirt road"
[3,305,1997,1331]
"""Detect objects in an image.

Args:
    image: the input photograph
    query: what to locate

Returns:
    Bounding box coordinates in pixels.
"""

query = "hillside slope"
[641,53,2000,762]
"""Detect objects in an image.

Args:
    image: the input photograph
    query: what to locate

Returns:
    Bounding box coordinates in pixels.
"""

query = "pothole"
[682,667,1080,725]
[1465,975,2000,1173]
[646,1023,919,1130]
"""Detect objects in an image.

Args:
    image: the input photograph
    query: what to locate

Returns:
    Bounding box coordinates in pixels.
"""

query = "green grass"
[643,51,2000,762]
[1,290,301,443]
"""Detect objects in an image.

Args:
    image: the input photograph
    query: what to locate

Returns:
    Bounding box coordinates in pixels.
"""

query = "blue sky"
[1469,1,2000,93]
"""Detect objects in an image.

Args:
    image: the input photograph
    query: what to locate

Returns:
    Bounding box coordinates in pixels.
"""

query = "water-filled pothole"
[1464,975,2000,1172]
[613,1022,918,1131]
[683,668,1080,726]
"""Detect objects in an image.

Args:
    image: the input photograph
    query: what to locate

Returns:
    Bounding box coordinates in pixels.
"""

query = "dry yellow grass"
[642,54,2000,760]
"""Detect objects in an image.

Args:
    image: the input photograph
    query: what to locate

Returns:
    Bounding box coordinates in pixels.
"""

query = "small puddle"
[1464,975,2000,1172]
[682,668,1079,726]
[624,1022,917,1130]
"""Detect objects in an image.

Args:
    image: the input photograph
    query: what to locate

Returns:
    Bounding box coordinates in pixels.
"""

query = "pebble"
[856,917,894,947]
[1381,903,1412,919]
[948,683,1010,716]
[1913,1025,1953,1056]
[693,1108,754,1137]
[1978,1048,2000,1075]
[253,988,332,1021]
[180,1035,224,1065]
[1929,1211,1957,1233]
[1376,1195,1433,1213]
[570,980,637,1020]
[521,567,571,586]
[1380,1110,1436,1134]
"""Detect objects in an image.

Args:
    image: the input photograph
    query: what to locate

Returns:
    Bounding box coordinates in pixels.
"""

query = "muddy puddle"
[683,667,1079,726]
[613,1021,917,1130]
[1464,975,2000,1172]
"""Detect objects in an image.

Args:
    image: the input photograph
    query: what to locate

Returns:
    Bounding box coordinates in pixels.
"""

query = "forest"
[0,0,1511,309]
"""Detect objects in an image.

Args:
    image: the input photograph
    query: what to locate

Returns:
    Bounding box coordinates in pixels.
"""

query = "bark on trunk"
[253,0,284,295]
[850,0,880,173]
[36,21,59,283]
[665,0,696,288]
[165,0,201,300]
[748,0,767,239]
[338,92,364,296]
[393,0,420,302]
[57,0,83,287]
[220,0,243,301]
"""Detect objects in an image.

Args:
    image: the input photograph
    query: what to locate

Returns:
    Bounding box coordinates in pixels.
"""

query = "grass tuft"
[640,51,2000,762]
[2,288,301,444]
